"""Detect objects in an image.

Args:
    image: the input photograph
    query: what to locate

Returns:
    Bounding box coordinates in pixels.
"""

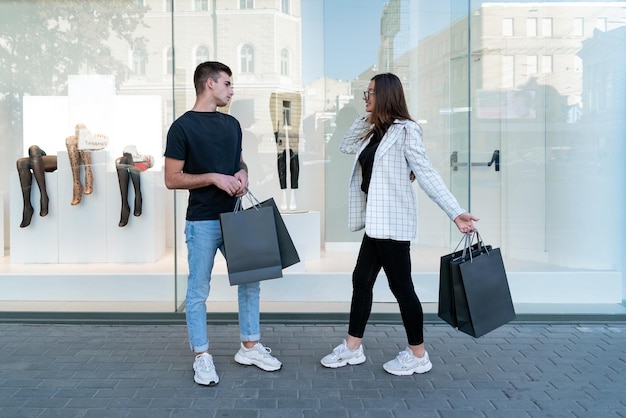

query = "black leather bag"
[219,197,283,286]
[444,232,515,338]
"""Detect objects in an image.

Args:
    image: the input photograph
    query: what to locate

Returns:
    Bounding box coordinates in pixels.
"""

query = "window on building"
[526,55,538,74]
[132,49,146,76]
[165,47,173,75]
[542,18,553,36]
[195,0,208,11]
[574,17,584,37]
[165,0,172,12]
[596,17,607,32]
[526,18,537,37]
[240,44,254,73]
[502,18,514,36]
[280,48,290,76]
[541,55,553,74]
[240,0,253,9]
[282,101,291,126]
[502,55,514,88]
[281,0,290,14]
[195,46,210,66]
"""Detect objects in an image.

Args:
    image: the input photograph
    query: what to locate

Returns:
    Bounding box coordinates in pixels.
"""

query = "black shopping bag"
[219,200,283,286]
[449,234,515,338]
[438,237,490,328]
[250,197,300,269]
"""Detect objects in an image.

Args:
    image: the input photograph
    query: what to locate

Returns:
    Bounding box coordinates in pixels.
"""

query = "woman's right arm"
[339,115,371,154]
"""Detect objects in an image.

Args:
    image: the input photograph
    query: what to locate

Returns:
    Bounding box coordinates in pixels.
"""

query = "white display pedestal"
[281,210,320,266]
[105,170,165,263]
[9,172,60,263]
[9,154,165,264]
[57,150,107,263]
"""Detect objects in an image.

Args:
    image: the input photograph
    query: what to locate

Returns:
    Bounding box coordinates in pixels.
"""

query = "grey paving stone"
[0,322,624,417]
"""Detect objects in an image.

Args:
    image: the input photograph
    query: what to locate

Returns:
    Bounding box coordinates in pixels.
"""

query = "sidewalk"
[0,321,625,418]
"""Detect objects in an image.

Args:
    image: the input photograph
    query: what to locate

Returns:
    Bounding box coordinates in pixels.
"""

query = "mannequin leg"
[289,148,300,189]
[116,154,132,227]
[80,150,93,195]
[29,146,50,217]
[16,158,34,228]
[66,139,83,205]
[129,167,142,217]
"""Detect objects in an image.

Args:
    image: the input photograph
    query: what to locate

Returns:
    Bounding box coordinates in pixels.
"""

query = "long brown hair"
[367,73,413,141]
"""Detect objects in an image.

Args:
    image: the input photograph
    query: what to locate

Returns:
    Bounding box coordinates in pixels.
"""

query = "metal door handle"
[450,149,500,172]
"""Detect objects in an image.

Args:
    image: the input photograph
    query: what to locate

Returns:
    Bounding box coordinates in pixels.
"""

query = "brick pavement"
[0,321,625,418]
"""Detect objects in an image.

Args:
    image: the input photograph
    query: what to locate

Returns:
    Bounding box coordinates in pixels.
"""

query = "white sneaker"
[193,353,219,386]
[234,342,282,372]
[383,348,432,376]
[320,339,366,368]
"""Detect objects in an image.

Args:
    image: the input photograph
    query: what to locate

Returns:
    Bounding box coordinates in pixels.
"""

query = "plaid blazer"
[340,115,465,241]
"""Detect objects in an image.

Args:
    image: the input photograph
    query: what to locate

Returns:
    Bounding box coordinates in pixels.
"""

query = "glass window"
[132,49,146,75]
[527,18,537,37]
[195,0,208,11]
[165,47,173,75]
[541,55,553,73]
[542,18,553,36]
[240,44,254,73]
[502,18,514,36]
[3,0,625,317]
[526,55,538,74]
[574,17,584,37]
[281,48,290,76]
[195,45,210,66]
[501,55,514,88]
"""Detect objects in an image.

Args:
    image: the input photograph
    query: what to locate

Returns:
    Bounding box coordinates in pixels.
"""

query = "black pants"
[277,149,299,189]
[348,234,424,346]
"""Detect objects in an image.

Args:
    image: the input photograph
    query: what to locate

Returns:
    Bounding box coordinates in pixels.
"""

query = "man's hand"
[453,212,479,234]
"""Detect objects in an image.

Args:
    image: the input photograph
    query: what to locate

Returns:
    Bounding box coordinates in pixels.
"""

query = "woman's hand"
[453,212,479,233]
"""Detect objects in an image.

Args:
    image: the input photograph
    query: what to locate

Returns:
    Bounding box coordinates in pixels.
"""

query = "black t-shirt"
[164,111,243,221]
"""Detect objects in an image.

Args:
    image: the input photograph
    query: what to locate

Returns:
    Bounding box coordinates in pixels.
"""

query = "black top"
[164,111,243,221]
[358,132,381,194]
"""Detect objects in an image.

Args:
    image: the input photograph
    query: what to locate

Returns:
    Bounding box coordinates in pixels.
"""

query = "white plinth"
[9,172,60,263]
[105,170,165,263]
[281,210,320,263]
[57,150,108,263]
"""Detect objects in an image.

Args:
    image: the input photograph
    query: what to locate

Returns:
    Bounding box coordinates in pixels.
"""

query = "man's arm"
[164,157,244,196]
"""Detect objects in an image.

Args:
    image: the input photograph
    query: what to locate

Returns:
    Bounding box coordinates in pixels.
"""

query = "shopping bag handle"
[458,229,489,262]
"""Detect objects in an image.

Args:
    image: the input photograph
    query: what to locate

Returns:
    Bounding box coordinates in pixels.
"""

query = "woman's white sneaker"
[383,348,432,376]
[320,340,366,368]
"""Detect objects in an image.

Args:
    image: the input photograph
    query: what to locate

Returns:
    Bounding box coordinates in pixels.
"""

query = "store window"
[1,0,624,315]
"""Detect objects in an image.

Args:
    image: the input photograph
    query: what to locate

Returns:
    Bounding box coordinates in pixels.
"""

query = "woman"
[320,73,478,376]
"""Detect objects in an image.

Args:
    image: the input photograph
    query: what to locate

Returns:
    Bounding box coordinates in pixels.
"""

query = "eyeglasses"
[363,90,375,101]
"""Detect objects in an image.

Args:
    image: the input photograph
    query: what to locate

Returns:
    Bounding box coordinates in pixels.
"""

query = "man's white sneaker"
[193,353,219,386]
[320,340,366,368]
[383,348,432,376]
[234,342,282,372]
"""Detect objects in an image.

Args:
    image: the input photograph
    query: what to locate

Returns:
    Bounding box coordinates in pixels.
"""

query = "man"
[164,61,281,386]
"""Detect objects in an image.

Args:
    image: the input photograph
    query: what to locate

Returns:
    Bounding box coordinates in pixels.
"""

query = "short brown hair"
[194,61,232,94]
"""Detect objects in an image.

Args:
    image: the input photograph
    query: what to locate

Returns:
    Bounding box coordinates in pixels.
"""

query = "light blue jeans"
[185,220,261,353]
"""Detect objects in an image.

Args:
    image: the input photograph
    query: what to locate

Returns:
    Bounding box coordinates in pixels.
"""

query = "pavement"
[0,320,625,418]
